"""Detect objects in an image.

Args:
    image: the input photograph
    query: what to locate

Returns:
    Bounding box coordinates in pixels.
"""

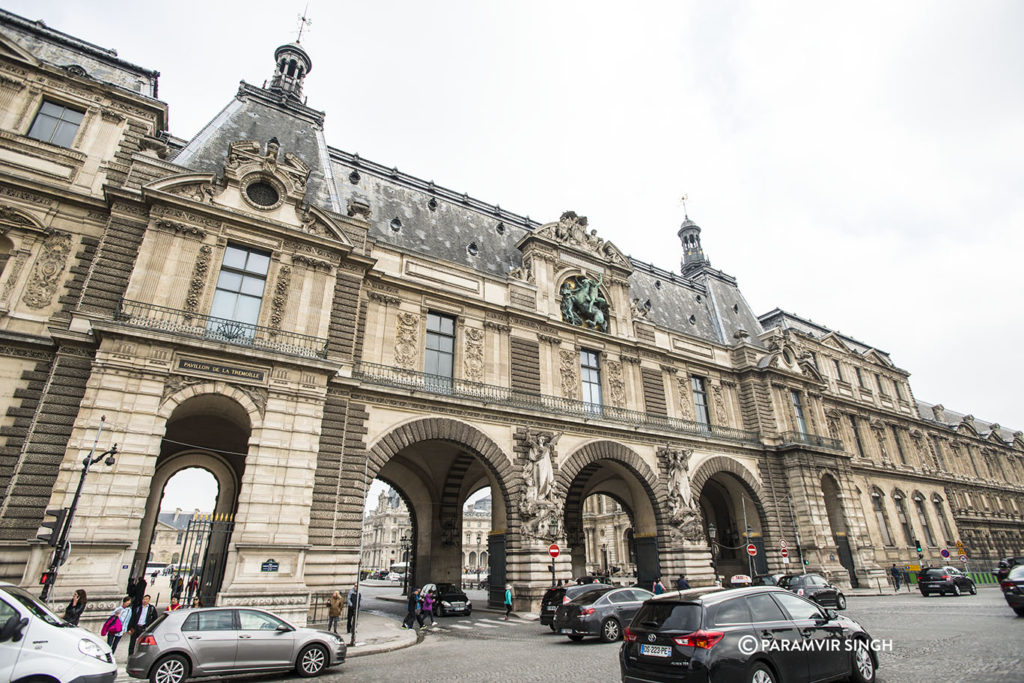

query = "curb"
[347,629,420,658]
[375,594,528,620]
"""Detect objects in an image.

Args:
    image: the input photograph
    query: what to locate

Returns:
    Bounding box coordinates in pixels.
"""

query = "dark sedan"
[554,586,653,642]
[917,567,976,597]
[422,582,472,616]
[999,564,1024,616]
[777,573,847,609]
[540,582,610,629]
[993,556,1024,582]
[620,586,878,683]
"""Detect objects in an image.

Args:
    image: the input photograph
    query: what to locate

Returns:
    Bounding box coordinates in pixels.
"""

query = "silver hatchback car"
[126,606,345,682]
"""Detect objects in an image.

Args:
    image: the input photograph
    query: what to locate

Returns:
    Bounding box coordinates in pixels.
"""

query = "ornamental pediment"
[520,211,631,270]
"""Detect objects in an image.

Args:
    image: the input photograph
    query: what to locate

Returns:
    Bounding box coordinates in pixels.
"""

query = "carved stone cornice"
[291,254,332,272]
[154,219,206,239]
[483,320,511,333]
[367,291,401,306]
[537,333,562,345]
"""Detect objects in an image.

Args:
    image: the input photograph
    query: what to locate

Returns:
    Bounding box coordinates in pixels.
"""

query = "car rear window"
[1006,566,1024,580]
[922,569,947,579]
[633,602,702,632]
[572,587,613,603]
[568,585,606,599]
[777,576,795,588]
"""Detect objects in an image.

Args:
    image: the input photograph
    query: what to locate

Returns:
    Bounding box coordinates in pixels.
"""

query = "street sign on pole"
[960,555,969,563]
[548,544,560,558]
[781,556,790,564]
[746,544,757,557]
[940,548,950,559]
[958,548,967,557]
[781,548,789,558]
[780,539,788,549]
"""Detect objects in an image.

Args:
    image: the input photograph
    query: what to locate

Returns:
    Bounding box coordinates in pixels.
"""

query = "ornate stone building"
[359,489,412,573]
[581,494,635,577]
[0,10,1020,625]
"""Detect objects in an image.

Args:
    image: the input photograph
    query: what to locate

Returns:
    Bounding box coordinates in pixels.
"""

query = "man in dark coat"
[346,584,360,633]
[676,575,691,590]
[127,595,158,655]
[402,587,422,629]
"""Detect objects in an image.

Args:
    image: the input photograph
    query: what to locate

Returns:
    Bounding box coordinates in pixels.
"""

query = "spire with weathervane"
[267,8,313,101]
[677,195,709,277]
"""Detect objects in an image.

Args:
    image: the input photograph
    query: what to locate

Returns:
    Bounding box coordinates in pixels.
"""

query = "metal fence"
[116,299,329,359]
[354,361,762,445]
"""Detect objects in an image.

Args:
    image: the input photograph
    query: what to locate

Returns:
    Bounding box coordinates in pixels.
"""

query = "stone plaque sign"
[176,357,266,383]
[261,559,279,573]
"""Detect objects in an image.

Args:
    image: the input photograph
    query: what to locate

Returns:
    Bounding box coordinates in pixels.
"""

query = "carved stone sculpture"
[519,428,564,543]
[661,446,704,544]
[559,349,579,398]
[184,244,212,318]
[559,273,609,332]
[464,326,484,383]
[22,231,71,309]
[606,359,625,407]
[394,312,419,369]
[630,297,651,320]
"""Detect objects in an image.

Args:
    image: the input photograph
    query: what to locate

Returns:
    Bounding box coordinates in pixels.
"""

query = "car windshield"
[1006,566,1024,580]
[571,587,613,604]
[633,602,702,632]
[3,586,66,627]
[435,583,459,593]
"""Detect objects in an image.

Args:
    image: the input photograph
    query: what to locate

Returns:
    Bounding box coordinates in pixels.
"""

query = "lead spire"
[268,40,312,101]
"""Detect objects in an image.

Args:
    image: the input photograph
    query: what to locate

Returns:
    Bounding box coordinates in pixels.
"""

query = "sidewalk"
[846,582,1002,597]
[375,592,534,620]
[109,611,417,681]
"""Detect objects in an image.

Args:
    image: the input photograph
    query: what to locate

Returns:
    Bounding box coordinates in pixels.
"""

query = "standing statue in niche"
[662,446,704,544]
[525,429,560,504]
[559,273,609,332]
[520,428,563,543]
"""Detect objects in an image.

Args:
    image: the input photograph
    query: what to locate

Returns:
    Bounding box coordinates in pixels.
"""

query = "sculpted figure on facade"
[606,359,626,407]
[539,210,625,265]
[520,428,563,543]
[463,326,484,383]
[661,446,703,544]
[559,348,579,398]
[22,230,71,309]
[394,312,420,370]
[559,273,609,332]
[630,297,651,320]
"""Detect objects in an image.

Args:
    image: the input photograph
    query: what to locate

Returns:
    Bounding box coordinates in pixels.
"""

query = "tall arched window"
[892,491,914,546]
[913,494,935,547]
[871,490,893,546]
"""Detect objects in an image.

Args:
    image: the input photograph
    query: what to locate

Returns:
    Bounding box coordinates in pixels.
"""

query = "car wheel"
[850,639,876,683]
[549,623,557,632]
[953,584,961,597]
[150,653,190,683]
[920,590,928,597]
[747,661,776,683]
[296,643,328,677]
[568,634,585,641]
[837,594,847,610]
[600,618,622,643]
[968,583,977,595]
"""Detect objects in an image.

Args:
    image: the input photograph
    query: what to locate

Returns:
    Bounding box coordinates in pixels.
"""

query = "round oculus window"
[245,181,280,207]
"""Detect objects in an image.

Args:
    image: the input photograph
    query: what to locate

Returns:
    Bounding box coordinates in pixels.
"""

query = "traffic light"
[803,559,810,565]
[37,508,68,547]
[40,571,54,586]
[914,539,922,554]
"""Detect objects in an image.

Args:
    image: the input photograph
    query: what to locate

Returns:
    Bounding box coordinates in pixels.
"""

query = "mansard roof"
[917,400,1018,445]
[759,308,893,360]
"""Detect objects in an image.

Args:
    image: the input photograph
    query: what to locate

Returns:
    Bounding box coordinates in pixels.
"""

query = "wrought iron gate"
[178,513,235,607]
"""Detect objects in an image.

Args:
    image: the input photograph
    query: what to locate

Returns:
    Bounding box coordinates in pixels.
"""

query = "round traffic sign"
[780,539,789,549]
[548,543,560,558]
[746,543,757,557]
[960,554,969,563]
[940,548,950,558]
[781,548,789,558]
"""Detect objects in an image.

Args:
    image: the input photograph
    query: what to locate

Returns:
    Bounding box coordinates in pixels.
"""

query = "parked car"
[993,556,1024,582]
[0,582,116,683]
[998,564,1024,616]
[126,606,345,683]
[751,573,785,587]
[619,586,879,683]
[777,573,847,609]
[918,567,976,597]
[553,586,653,642]
[421,582,471,616]
[540,583,610,629]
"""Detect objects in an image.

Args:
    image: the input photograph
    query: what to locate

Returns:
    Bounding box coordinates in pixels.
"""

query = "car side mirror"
[825,609,838,621]
[0,615,27,643]
[276,624,292,633]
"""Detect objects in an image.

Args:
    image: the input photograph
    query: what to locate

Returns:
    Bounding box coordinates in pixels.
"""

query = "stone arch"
[158,380,263,431]
[690,456,764,506]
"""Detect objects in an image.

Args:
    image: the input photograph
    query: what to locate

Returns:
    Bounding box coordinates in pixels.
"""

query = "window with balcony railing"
[425,312,455,392]
[692,376,710,426]
[580,349,602,415]
[208,244,270,342]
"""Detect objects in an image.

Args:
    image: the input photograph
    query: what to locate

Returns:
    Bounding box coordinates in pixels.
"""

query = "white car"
[0,582,116,683]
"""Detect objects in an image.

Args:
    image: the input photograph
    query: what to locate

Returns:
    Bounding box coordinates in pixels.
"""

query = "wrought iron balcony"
[779,430,845,451]
[115,299,329,359]
[354,361,762,445]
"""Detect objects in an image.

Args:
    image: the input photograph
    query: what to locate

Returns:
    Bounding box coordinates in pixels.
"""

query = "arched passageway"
[694,465,768,582]
[822,473,858,587]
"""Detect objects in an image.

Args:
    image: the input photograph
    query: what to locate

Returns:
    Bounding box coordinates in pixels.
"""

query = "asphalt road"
[185,584,1024,683]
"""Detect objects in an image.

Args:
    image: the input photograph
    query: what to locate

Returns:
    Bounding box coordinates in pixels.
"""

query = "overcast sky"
[12,1,1022,432]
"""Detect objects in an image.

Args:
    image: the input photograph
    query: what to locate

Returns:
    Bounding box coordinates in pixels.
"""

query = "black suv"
[917,567,976,597]
[421,582,472,616]
[540,583,610,629]
[620,586,878,683]
[777,573,846,610]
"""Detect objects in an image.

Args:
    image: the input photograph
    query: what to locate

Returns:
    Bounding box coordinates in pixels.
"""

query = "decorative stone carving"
[162,374,206,403]
[534,210,626,265]
[0,250,28,305]
[606,359,625,408]
[174,182,220,204]
[711,383,728,425]
[22,231,71,309]
[394,312,419,370]
[155,219,206,239]
[508,255,534,284]
[559,273,609,332]
[464,327,484,383]
[519,428,563,543]
[270,265,290,329]
[367,291,401,306]
[537,333,561,345]
[661,446,703,544]
[231,383,268,417]
[677,376,694,421]
[184,245,212,317]
[559,349,578,399]
[0,205,34,229]
[630,297,651,320]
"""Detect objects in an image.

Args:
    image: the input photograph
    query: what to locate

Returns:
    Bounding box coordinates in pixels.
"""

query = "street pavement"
[113,583,1024,682]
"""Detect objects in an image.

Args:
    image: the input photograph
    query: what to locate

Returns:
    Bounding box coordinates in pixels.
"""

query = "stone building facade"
[581,494,635,577]
[0,9,1021,626]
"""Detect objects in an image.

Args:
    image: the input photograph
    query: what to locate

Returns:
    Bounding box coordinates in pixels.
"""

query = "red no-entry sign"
[781,548,789,558]
[549,544,560,558]
[747,544,757,557]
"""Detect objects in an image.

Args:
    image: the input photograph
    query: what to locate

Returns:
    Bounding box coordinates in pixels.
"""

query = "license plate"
[546,605,557,611]
[560,628,572,634]
[640,644,672,657]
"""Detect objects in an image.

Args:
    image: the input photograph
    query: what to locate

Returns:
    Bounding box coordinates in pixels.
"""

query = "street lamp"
[40,417,117,601]
[400,533,411,595]
[707,522,719,586]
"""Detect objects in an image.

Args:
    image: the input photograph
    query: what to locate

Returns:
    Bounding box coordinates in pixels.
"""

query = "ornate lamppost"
[708,522,720,587]
[400,532,411,595]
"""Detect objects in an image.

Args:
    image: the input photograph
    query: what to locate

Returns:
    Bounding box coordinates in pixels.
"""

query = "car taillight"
[1001,581,1017,592]
[941,575,950,580]
[562,596,570,604]
[623,628,637,642]
[673,630,725,649]
[579,607,595,616]
[138,635,156,646]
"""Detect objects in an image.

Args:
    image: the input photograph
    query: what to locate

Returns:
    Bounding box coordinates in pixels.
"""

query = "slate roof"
[156,511,206,531]
[916,401,1020,445]
[759,308,890,358]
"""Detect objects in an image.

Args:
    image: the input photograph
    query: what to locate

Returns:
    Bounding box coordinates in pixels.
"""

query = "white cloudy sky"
[11,1,1023,430]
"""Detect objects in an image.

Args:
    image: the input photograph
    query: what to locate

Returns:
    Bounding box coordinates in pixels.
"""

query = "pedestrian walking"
[326,591,343,633]
[503,584,513,621]
[127,595,158,655]
[652,577,666,595]
[165,597,182,612]
[101,596,132,653]
[186,575,199,603]
[402,587,422,629]
[676,575,691,590]
[890,564,902,592]
[346,584,360,633]
[63,589,87,625]
[420,589,435,627]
